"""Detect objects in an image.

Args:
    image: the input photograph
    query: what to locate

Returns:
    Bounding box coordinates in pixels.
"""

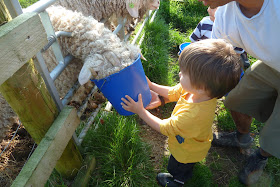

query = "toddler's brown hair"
[179,39,242,98]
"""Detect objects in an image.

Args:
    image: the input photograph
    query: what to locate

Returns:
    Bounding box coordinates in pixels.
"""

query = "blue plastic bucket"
[178,42,191,55]
[92,54,151,116]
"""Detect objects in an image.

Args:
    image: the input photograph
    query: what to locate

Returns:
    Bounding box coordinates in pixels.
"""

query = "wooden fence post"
[0,0,11,24]
[0,9,82,179]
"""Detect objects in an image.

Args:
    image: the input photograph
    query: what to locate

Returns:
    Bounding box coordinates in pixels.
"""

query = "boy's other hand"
[121,94,145,114]
[140,53,147,61]
[145,90,161,109]
[146,76,152,88]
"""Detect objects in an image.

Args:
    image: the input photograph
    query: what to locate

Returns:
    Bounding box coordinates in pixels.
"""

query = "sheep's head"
[78,52,122,85]
[126,0,160,18]
[148,0,160,10]
[78,54,102,85]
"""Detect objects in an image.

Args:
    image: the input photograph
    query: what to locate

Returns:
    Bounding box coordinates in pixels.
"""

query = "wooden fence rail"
[0,8,83,184]
[0,12,45,85]
[11,106,80,186]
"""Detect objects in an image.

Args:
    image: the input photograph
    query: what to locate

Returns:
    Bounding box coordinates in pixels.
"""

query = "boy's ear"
[126,0,140,18]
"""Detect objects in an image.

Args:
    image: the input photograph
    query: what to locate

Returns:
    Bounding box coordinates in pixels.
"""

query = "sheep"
[54,0,160,31]
[0,2,147,140]
[46,5,141,86]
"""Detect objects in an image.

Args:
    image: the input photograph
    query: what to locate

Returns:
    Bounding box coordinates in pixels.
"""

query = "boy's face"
[179,71,196,94]
[179,71,209,96]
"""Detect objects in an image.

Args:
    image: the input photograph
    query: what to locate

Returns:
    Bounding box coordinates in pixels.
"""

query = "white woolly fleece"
[55,0,159,22]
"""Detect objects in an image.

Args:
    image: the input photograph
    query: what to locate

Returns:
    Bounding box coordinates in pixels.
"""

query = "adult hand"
[145,90,161,109]
[121,94,145,114]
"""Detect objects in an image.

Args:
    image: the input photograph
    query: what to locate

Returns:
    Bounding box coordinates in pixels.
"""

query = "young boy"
[190,7,250,69]
[121,39,242,187]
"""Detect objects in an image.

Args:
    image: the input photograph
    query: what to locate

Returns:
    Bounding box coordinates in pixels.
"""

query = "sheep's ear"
[126,0,140,18]
[79,66,92,85]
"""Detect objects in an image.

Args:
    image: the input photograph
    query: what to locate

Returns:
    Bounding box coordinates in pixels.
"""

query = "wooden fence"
[0,0,157,186]
[0,11,83,185]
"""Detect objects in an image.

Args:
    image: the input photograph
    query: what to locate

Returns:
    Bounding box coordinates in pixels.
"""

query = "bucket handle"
[99,79,107,90]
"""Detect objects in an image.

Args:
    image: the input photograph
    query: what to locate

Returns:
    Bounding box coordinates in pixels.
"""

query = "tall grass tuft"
[140,18,170,85]
[185,163,215,187]
[82,112,156,186]
[158,0,207,33]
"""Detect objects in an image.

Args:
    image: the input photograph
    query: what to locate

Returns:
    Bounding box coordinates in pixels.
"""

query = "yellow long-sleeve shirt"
[160,84,217,163]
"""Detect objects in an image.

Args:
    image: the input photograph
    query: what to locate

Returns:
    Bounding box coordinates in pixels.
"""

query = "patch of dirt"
[0,94,18,140]
[0,123,35,187]
[206,145,247,186]
[138,121,169,172]
[0,90,106,187]
[137,107,170,172]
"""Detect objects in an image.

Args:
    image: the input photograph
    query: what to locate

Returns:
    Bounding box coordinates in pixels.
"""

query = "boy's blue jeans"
[167,154,196,183]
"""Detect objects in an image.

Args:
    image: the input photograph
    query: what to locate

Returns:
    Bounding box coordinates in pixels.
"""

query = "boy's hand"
[121,94,145,114]
[145,90,161,109]
[146,76,152,88]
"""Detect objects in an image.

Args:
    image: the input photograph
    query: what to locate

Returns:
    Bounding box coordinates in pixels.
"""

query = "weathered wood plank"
[0,12,47,85]
[11,106,80,187]
[0,61,58,142]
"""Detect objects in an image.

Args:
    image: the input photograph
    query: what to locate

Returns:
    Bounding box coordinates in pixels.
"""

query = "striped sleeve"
[234,47,245,54]
[190,17,213,42]
[189,22,202,42]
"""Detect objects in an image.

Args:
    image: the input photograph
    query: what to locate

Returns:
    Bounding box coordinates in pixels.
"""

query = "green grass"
[140,17,170,85]
[168,26,190,53]
[266,157,280,187]
[19,0,38,8]
[185,163,216,187]
[215,100,237,131]
[158,0,207,33]
[81,112,156,186]
[45,169,67,187]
